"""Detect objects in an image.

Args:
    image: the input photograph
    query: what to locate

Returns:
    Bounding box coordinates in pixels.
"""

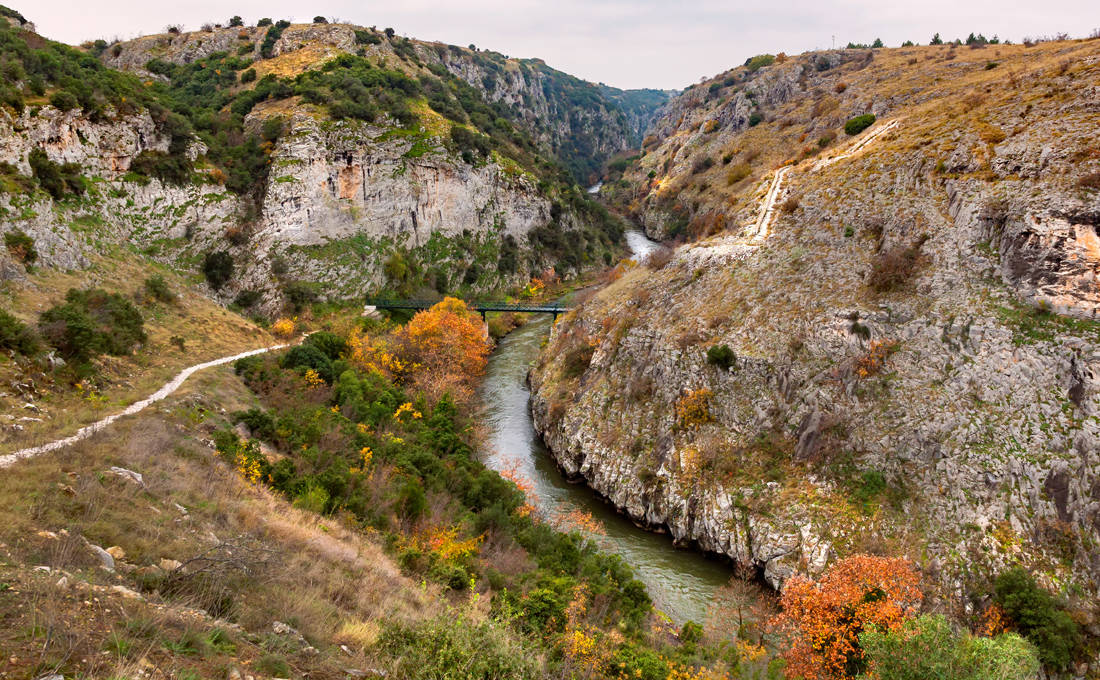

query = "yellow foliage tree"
[394,297,490,405]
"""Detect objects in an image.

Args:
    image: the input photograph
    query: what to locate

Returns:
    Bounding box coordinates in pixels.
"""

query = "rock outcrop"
[532,39,1100,619]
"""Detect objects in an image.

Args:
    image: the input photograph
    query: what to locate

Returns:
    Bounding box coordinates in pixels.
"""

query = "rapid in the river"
[478,224,733,625]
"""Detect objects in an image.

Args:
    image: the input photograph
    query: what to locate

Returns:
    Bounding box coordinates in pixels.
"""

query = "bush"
[645,246,674,270]
[867,237,926,293]
[233,289,261,308]
[844,113,877,135]
[748,112,763,127]
[202,251,234,290]
[745,54,776,72]
[49,90,79,111]
[239,68,256,83]
[1079,172,1100,190]
[282,343,334,382]
[304,331,347,361]
[130,150,191,185]
[376,614,542,680]
[271,317,295,339]
[706,344,736,370]
[312,16,327,23]
[861,614,1039,680]
[354,29,381,45]
[993,568,1082,670]
[228,15,243,27]
[143,275,175,303]
[28,149,85,199]
[726,162,751,185]
[4,229,37,264]
[0,308,40,356]
[283,281,318,312]
[39,288,145,362]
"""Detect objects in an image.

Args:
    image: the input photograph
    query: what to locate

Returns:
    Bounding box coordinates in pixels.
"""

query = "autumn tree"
[394,297,490,405]
[770,554,922,679]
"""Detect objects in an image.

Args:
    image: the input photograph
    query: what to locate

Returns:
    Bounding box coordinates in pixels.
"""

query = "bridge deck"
[367,299,570,316]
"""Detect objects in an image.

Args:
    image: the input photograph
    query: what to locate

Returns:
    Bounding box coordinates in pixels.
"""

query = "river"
[478,227,732,625]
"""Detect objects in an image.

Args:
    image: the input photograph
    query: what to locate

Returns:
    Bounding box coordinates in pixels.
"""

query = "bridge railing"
[366,298,570,317]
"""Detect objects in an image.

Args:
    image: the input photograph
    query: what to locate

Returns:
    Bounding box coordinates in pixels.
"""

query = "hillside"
[0,13,664,316]
[99,21,669,185]
[532,35,1100,639]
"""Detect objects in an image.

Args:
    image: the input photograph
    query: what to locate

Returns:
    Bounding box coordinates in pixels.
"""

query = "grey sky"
[22,1,1100,89]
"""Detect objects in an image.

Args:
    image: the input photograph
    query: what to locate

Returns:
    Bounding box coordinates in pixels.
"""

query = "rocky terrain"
[532,37,1100,629]
[1,14,663,313]
[101,21,669,184]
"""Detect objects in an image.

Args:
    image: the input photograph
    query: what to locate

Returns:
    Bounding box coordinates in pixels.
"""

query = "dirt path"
[750,166,790,243]
[0,342,292,469]
[750,118,899,241]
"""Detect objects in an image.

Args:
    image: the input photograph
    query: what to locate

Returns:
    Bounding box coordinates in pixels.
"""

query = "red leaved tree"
[770,554,922,679]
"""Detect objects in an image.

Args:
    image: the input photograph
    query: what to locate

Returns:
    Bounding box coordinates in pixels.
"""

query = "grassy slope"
[0,252,274,452]
[0,365,443,680]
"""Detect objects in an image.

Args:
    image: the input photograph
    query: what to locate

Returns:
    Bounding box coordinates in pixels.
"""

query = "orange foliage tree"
[393,297,490,405]
[770,554,922,679]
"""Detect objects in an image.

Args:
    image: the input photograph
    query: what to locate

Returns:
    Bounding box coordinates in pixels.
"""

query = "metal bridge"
[366,298,571,320]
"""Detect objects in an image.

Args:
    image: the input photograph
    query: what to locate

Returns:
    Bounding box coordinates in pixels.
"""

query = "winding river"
[478,227,732,625]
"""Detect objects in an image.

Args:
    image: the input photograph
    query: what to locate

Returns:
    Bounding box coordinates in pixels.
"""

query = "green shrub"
[283,280,318,312]
[4,229,37,264]
[202,251,234,290]
[234,408,277,440]
[239,68,256,83]
[49,90,79,111]
[255,653,290,677]
[376,614,542,680]
[38,288,145,362]
[143,275,175,303]
[0,308,40,356]
[281,343,334,382]
[706,344,736,370]
[129,150,191,185]
[844,113,877,135]
[861,614,1039,680]
[355,29,381,45]
[28,148,85,199]
[233,289,261,308]
[745,54,776,72]
[304,331,347,361]
[993,568,1082,670]
[748,112,763,127]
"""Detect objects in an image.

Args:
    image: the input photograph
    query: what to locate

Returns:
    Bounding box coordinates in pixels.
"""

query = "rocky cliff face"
[0,102,568,310]
[101,23,667,184]
[0,105,236,272]
[4,20,635,312]
[532,39,1100,624]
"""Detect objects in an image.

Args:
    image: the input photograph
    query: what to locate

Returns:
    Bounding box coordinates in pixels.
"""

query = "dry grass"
[0,251,275,453]
[0,364,436,679]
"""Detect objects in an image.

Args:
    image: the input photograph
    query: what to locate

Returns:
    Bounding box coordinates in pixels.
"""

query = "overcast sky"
[22,1,1099,89]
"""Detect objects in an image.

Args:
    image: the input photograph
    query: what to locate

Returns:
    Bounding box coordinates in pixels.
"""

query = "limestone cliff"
[533,39,1100,624]
[101,22,668,184]
[1,18,630,313]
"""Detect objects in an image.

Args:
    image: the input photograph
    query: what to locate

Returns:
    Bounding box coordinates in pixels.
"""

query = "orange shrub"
[676,388,715,429]
[272,317,295,339]
[771,555,922,679]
